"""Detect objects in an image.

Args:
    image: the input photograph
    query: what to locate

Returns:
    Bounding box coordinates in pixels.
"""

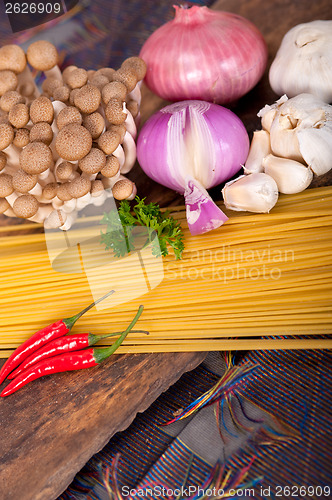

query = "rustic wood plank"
[0,352,205,500]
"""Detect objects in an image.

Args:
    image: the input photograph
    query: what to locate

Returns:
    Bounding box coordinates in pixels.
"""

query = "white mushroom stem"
[2,144,20,167]
[101,174,121,190]
[38,171,56,187]
[128,83,141,105]
[62,198,77,213]
[29,182,42,196]
[51,196,65,209]
[5,191,19,206]
[120,132,137,174]
[17,66,40,99]
[59,212,77,231]
[76,192,92,210]
[44,209,67,229]
[112,144,125,169]
[38,168,52,182]
[124,109,137,139]
[28,204,53,223]
[3,206,16,217]
[44,66,63,82]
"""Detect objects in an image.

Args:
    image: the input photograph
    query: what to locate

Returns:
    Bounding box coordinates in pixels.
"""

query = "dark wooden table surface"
[1,1,332,499]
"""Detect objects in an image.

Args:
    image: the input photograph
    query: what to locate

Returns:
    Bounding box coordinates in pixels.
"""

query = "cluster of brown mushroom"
[0,41,146,229]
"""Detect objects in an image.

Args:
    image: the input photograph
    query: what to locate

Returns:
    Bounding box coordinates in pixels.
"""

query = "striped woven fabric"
[58,347,332,499]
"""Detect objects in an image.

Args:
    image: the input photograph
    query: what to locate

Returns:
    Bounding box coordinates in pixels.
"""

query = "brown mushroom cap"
[30,96,54,124]
[90,74,109,90]
[20,141,54,174]
[57,183,72,201]
[0,90,24,112]
[0,197,10,214]
[27,41,58,71]
[0,70,18,96]
[56,161,74,181]
[97,129,121,155]
[67,175,91,198]
[126,99,139,118]
[0,123,14,150]
[82,112,105,139]
[110,124,126,143]
[8,103,29,128]
[78,147,106,174]
[66,68,88,89]
[74,84,101,114]
[91,179,104,196]
[12,169,38,193]
[53,85,70,103]
[0,45,26,74]
[105,98,126,125]
[13,194,39,218]
[112,68,137,93]
[0,173,14,197]
[101,155,120,178]
[87,69,96,80]
[112,178,134,200]
[62,66,78,84]
[97,68,115,80]
[121,57,147,81]
[102,81,127,104]
[42,182,58,200]
[29,122,53,145]
[13,127,30,148]
[0,151,7,171]
[69,88,80,106]
[55,123,92,161]
[41,77,62,96]
[56,106,82,130]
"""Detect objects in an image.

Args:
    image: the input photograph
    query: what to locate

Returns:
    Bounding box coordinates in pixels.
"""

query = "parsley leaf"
[100,197,184,259]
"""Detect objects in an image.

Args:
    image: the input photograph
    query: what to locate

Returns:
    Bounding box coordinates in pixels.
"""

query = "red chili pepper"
[8,328,148,379]
[0,305,143,397]
[0,290,115,385]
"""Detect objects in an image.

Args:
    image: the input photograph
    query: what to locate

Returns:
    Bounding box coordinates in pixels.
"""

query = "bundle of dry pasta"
[0,186,331,357]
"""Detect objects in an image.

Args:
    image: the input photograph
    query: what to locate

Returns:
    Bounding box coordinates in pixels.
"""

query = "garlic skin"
[269,20,332,103]
[258,94,332,177]
[263,154,313,194]
[222,173,278,213]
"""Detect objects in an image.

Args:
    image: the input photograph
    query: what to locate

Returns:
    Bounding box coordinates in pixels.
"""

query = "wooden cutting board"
[0,1,331,499]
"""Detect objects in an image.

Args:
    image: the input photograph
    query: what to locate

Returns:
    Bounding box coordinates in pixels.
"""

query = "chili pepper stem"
[64,290,115,330]
[93,305,144,364]
[88,329,149,345]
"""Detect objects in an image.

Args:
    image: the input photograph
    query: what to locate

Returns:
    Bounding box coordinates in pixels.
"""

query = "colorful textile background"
[58,349,332,500]
[0,0,213,70]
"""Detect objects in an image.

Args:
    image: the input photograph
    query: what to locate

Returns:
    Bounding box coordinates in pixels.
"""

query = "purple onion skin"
[136,100,249,194]
[140,6,268,105]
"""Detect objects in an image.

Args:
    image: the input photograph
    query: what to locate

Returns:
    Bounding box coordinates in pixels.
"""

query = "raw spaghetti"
[0,187,331,356]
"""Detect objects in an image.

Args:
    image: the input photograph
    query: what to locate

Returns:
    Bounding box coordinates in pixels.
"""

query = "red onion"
[139,5,268,104]
[137,100,249,235]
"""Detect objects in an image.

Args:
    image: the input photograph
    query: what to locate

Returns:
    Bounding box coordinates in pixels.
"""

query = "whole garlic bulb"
[269,20,332,103]
[258,93,332,176]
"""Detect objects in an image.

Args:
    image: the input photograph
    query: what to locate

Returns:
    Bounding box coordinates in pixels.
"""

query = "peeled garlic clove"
[269,20,332,103]
[222,173,278,213]
[244,130,271,174]
[263,154,313,194]
[297,126,332,176]
[269,112,303,162]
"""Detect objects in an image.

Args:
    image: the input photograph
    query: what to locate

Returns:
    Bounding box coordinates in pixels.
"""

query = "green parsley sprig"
[100,197,184,259]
